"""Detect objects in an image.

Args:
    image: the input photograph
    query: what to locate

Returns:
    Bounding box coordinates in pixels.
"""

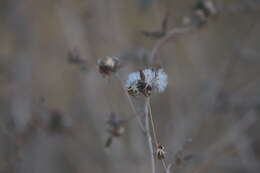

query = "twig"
[161,159,168,172]
[149,26,195,64]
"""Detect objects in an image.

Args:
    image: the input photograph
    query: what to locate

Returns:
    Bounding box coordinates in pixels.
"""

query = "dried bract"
[97,56,120,76]
[156,144,166,160]
[194,0,217,26]
[183,0,217,27]
[105,113,125,147]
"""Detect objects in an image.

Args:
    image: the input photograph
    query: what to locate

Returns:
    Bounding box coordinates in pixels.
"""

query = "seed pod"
[182,0,218,27]
[97,56,120,76]
[68,49,86,65]
[156,144,166,160]
[125,68,168,97]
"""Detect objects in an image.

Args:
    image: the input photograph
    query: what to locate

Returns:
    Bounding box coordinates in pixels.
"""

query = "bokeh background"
[1,0,260,173]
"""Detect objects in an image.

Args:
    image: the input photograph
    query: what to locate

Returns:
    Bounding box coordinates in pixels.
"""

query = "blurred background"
[1,0,260,173]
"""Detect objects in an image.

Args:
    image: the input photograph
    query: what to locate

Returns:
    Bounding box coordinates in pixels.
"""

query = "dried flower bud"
[203,0,217,15]
[97,56,120,76]
[156,144,166,160]
[67,49,87,71]
[125,68,168,97]
[68,49,86,65]
[105,113,125,147]
[195,0,217,17]
[107,123,125,137]
[193,0,218,26]
[194,9,208,24]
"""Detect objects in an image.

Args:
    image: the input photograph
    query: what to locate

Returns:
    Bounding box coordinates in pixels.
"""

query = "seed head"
[125,68,168,97]
[97,56,120,76]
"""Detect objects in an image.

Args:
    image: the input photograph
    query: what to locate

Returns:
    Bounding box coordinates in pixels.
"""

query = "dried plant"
[105,112,125,148]
[124,68,169,172]
[125,69,168,97]
[97,53,171,172]
[97,56,121,76]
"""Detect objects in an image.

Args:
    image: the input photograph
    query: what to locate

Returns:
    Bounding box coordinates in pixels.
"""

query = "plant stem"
[146,97,159,146]
[116,74,146,133]
[145,99,156,173]
[162,159,171,173]
[149,26,195,64]
[146,98,171,173]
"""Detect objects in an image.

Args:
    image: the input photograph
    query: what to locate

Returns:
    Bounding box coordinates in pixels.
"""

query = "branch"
[149,26,195,64]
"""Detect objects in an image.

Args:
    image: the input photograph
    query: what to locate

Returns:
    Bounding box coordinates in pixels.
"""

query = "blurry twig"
[148,0,260,65]
[145,0,260,65]
[141,12,169,39]
[149,26,195,64]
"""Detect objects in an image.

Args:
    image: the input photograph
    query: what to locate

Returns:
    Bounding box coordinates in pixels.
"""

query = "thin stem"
[145,99,156,173]
[146,98,171,173]
[146,97,159,146]
[162,160,172,173]
[162,159,167,170]
[149,26,195,64]
[116,74,146,133]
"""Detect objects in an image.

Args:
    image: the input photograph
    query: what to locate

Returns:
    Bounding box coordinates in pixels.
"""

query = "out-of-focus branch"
[149,26,195,64]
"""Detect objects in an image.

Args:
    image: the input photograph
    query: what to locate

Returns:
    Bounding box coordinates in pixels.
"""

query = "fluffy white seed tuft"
[125,68,168,96]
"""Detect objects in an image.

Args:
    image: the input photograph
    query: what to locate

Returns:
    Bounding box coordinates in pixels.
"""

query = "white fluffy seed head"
[125,68,168,96]
[97,56,120,75]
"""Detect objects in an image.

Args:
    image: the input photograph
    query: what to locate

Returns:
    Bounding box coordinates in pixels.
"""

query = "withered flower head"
[107,113,125,137]
[105,113,125,147]
[125,68,168,97]
[156,144,166,160]
[195,0,217,16]
[97,56,120,76]
[194,0,217,25]
[67,49,88,71]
